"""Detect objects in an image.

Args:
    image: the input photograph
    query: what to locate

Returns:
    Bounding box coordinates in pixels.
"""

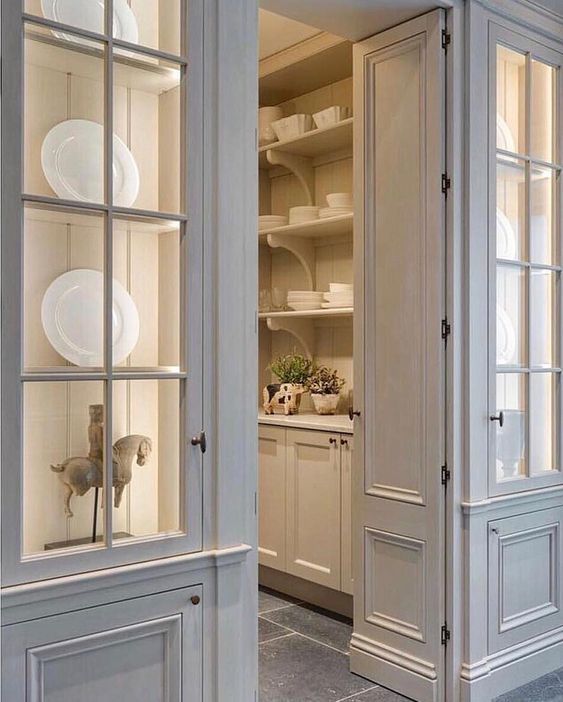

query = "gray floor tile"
[259,587,301,614]
[259,617,292,644]
[496,669,563,702]
[262,603,352,653]
[259,633,373,701]
[341,686,414,701]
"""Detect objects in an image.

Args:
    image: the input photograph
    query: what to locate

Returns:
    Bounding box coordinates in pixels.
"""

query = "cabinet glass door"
[2,0,202,583]
[491,30,562,492]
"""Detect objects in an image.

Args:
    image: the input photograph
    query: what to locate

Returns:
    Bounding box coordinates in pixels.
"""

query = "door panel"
[286,429,341,590]
[2,586,202,701]
[258,426,287,570]
[351,10,446,702]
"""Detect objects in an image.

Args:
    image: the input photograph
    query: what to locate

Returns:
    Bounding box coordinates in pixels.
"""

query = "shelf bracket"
[266,317,315,359]
[266,150,315,205]
[267,233,316,290]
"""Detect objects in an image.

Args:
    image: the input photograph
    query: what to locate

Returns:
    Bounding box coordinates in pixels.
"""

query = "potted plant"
[263,352,313,415]
[307,366,346,415]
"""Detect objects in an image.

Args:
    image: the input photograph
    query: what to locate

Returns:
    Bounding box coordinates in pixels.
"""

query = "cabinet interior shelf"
[26,30,181,95]
[259,118,353,168]
[259,213,353,241]
[259,308,353,320]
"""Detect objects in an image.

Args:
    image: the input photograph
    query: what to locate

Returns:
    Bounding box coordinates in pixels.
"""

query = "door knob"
[490,411,504,428]
[329,437,337,445]
[191,431,207,453]
[191,595,201,605]
[341,438,348,447]
[349,408,361,421]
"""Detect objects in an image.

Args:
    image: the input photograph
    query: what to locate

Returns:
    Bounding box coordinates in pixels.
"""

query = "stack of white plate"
[319,192,353,219]
[289,206,320,225]
[287,290,324,311]
[259,215,288,231]
[322,283,353,309]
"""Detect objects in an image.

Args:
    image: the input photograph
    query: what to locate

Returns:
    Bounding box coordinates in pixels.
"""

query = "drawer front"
[489,507,563,653]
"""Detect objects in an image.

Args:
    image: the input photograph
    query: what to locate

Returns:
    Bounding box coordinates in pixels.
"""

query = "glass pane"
[113,217,181,371]
[497,264,526,367]
[497,158,526,261]
[530,269,557,368]
[530,373,558,474]
[23,381,106,555]
[495,373,527,480]
[531,59,555,163]
[113,1,183,57]
[112,379,181,540]
[531,166,557,265]
[25,0,105,36]
[24,205,105,372]
[497,45,526,155]
[24,23,106,203]
[113,49,183,213]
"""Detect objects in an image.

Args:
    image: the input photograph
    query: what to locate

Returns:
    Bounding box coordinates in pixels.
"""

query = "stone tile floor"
[259,586,563,702]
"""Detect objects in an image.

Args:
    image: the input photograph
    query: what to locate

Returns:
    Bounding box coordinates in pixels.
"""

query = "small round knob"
[329,437,337,445]
[191,595,201,606]
[340,438,348,447]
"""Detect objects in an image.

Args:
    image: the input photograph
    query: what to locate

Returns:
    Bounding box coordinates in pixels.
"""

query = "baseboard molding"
[460,624,563,701]
[349,633,437,702]
[259,565,353,618]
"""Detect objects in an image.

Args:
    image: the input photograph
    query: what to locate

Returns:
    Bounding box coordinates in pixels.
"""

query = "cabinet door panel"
[489,507,563,653]
[286,429,341,589]
[258,426,287,570]
[341,436,354,595]
[2,586,202,702]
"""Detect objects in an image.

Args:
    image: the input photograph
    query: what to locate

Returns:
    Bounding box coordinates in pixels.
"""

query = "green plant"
[307,366,346,395]
[269,352,313,385]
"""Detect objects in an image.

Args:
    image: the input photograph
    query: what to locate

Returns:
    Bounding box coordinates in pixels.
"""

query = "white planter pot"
[311,394,340,415]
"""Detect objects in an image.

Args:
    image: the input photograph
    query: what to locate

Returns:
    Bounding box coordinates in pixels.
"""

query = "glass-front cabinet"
[491,26,563,494]
[2,0,202,584]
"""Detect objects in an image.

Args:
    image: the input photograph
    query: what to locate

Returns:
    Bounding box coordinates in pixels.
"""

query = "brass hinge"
[441,623,451,646]
[441,173,451,196]
[441,29,451,52]
[441,464,451,486]
[441,318,451,341]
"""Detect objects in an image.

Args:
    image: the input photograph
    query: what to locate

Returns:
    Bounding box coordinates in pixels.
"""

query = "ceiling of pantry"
[259,0,452,41]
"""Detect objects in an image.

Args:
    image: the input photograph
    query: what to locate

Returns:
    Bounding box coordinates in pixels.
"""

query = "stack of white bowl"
[287,290,324,311]
[319,192,353,219]
[322,283,353,309]
[288,206,320,225]
[259,214,288,231]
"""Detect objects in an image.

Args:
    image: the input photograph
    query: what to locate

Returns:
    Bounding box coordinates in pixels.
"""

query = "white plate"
[321,302,353,309]
[496,207,517,260]
[42,269,140,367]
[288,302,323,311]
[41,0,139,45]
[496,114,516,153]
[42,120,140,207]
[496,305,516,365]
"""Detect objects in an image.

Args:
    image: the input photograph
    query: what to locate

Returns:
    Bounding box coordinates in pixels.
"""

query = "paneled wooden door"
[350,10,447,702]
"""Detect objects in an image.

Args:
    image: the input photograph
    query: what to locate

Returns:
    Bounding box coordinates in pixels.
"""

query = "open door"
[350,10,447,702]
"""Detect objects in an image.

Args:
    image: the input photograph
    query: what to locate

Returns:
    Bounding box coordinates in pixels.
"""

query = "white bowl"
[318,207,353,219]
[289,301,323,311]
[326,192,353,208]
[312,106,351,130]
[271,114,313,142]
[289,205,319,224]
[259,106,284,146]
[258,215,288,230]
[329,283,353,292]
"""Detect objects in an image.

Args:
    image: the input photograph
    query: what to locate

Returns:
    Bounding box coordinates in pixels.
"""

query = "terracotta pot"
[311,393,339,415]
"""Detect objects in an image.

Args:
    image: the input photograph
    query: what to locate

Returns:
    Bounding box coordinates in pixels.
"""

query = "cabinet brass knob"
[191,595,201,606]
[349,408,361,421]
[329,437,337,445]
[341,438,348,447]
